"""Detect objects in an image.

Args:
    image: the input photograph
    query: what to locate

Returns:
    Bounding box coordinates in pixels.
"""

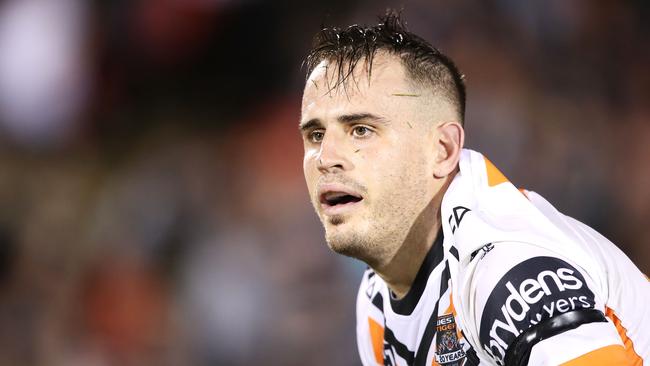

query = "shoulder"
[468,243,604,364]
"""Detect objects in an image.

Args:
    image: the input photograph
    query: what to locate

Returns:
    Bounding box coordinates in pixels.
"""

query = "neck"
[372,175,453,299]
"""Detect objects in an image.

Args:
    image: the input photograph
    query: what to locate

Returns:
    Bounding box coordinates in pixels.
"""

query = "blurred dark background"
[0,0,647,365]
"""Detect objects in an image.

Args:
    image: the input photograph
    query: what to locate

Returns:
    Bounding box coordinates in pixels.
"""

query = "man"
[299,13,649,366]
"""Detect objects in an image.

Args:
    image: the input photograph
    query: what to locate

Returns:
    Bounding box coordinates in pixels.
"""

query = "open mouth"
[320,191,363,207]
[316,182,365,216]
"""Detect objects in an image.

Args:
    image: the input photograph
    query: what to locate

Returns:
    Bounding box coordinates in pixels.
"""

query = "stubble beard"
[319,175,432,269]
[321,208,407,268]
[324,221,378,263]
[319,210,370,259]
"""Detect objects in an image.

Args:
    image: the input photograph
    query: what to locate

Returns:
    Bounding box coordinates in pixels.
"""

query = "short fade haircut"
[304,11,466,123]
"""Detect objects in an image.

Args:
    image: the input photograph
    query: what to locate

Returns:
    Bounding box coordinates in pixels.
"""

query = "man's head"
[304,13,466,124]
[300,13,465,268]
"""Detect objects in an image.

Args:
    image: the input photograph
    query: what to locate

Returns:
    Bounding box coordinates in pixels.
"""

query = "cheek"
[303,149,319,192]
[372,143,430,192]
[368,138,420,172]
[303,148,318,173]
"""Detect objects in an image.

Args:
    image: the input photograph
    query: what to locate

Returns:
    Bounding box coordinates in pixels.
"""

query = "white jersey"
[357,233,480,366]
[356,149,649,366]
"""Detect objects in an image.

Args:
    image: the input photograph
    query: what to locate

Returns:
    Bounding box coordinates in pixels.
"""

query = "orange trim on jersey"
[484,157,508,187]
[605,307,643,365]
[431,295,457,366]
[560,345,629,365]
[368,317,384,364]
[443,292,464,340]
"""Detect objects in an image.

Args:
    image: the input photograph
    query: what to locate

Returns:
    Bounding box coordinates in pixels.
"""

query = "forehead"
[301,53,429,126]
[301,53,418,112]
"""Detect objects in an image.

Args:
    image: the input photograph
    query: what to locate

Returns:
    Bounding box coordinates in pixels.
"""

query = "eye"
[352,125,372,138]
[309,130,324,143]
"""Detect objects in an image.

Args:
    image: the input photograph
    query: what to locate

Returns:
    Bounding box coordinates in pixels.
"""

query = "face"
[300,53,450,266]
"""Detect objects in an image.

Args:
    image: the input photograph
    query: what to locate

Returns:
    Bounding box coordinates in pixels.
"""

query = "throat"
[388,282,412,301]
[384,228,445,315]
[381,231,443,297]
[374,209,444,303]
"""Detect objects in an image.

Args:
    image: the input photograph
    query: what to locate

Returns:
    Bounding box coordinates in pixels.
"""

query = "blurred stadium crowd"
[0,0,647,365]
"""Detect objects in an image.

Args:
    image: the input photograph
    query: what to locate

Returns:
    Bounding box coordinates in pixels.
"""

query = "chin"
[326,238,362,258]
[324,222,369,259]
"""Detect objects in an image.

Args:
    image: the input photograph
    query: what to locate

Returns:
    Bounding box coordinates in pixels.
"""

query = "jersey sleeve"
[468,243,627,366]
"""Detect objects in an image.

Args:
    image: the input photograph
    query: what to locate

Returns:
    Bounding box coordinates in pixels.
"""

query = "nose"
[316,132,352,173]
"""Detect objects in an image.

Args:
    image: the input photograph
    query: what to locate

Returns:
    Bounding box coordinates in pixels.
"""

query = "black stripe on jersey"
[372,292,384,312]
[413,300,440,366]
[449,245,459,261]
[459,329,481,365]
[464,346,480,365]
[413,261,450,366]
[384,326,415,364]
[504,309,607,366]
[389,229,444,316]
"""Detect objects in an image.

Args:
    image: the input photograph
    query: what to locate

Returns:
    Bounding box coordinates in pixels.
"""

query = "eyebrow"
[298,119,321,132]
[338,113,388,125]
[299,113,389,131]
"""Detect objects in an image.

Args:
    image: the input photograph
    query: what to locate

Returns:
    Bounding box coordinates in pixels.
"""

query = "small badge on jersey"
[435,314,466,365]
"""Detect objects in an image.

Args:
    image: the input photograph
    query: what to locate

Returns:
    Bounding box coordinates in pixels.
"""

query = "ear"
[433,121,464,178]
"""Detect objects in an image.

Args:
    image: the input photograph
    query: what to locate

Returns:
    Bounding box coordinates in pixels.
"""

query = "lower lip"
[320,200,363,216]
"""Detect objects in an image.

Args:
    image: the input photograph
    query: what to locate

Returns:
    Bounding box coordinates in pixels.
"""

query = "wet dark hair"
[304,11,466,123]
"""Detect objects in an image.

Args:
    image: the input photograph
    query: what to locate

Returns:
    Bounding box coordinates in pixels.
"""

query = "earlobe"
[433,122,464,178]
